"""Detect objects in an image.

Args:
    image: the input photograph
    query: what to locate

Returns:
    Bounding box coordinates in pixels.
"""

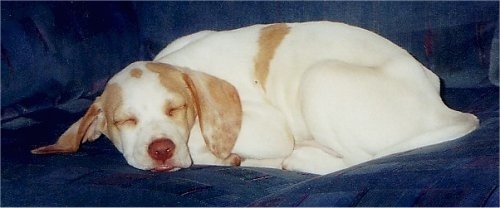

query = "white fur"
[36,21,478,175]
[153,21,478,174]
[106,64,193,170]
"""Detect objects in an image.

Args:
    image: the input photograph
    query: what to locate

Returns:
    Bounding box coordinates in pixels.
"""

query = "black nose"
[148,139,175,161]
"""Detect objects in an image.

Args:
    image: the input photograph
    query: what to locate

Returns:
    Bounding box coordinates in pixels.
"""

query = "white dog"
[32,21,479,175]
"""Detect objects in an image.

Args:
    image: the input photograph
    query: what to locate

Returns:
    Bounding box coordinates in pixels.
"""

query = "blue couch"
[2,2,498,206]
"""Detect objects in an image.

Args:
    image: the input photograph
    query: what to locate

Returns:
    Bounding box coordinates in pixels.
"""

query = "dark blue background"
[1,1,498,206]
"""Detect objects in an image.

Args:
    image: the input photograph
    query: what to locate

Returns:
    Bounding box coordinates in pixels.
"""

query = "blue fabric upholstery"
[1,1,498,206]
[1,88,497,206]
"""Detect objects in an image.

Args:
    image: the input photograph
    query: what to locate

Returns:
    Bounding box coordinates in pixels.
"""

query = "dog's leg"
[374,111,478,158]
[189,101,294,168]
[298,60,386,168]
[188,122,241,166]
[232,101,295,161]
[283,140,347,175]
[298,58,479,171]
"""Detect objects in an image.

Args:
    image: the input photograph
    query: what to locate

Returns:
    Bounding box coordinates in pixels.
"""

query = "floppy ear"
[31,99,104,154]
[182,69,243,159]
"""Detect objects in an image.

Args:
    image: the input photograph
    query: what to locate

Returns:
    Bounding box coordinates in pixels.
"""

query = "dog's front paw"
[224,153,242,166]
[283,146,347,175]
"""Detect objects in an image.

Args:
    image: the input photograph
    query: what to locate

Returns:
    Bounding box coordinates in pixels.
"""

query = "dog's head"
[32,62,242,172]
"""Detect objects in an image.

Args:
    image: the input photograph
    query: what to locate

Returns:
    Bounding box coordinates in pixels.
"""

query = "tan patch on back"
[254,23,290,90]
[130,68,143,78]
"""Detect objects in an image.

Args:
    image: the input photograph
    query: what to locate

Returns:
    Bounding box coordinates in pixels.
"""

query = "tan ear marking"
[101,83,123,126]
[146,62,191,93]
[254,23,290,90]
[182,70,243,159]
[31,102,103,154]
[99,83,125,149]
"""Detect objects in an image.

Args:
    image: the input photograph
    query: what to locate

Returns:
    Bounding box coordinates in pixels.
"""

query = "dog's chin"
[146,159,192,172]
[151,165,181,172]
[124,153,193,172]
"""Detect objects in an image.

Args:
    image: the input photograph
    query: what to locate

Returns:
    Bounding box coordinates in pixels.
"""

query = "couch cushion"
[1,88,497,206]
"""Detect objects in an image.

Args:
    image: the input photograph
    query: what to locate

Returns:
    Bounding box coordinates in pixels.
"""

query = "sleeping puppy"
[32,21,479,175]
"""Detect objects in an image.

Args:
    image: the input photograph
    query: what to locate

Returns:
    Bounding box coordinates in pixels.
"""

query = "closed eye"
[166,104,187,117]
[114,117,138,126]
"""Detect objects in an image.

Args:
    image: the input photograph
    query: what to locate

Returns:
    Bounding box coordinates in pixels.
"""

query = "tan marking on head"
[254,23,290,90]
[100,83,123,146]
[146,62,197,128]
[163,97,191,130]
[146,62,241,159]
[146,63,188,92]
[130,68,143,78]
